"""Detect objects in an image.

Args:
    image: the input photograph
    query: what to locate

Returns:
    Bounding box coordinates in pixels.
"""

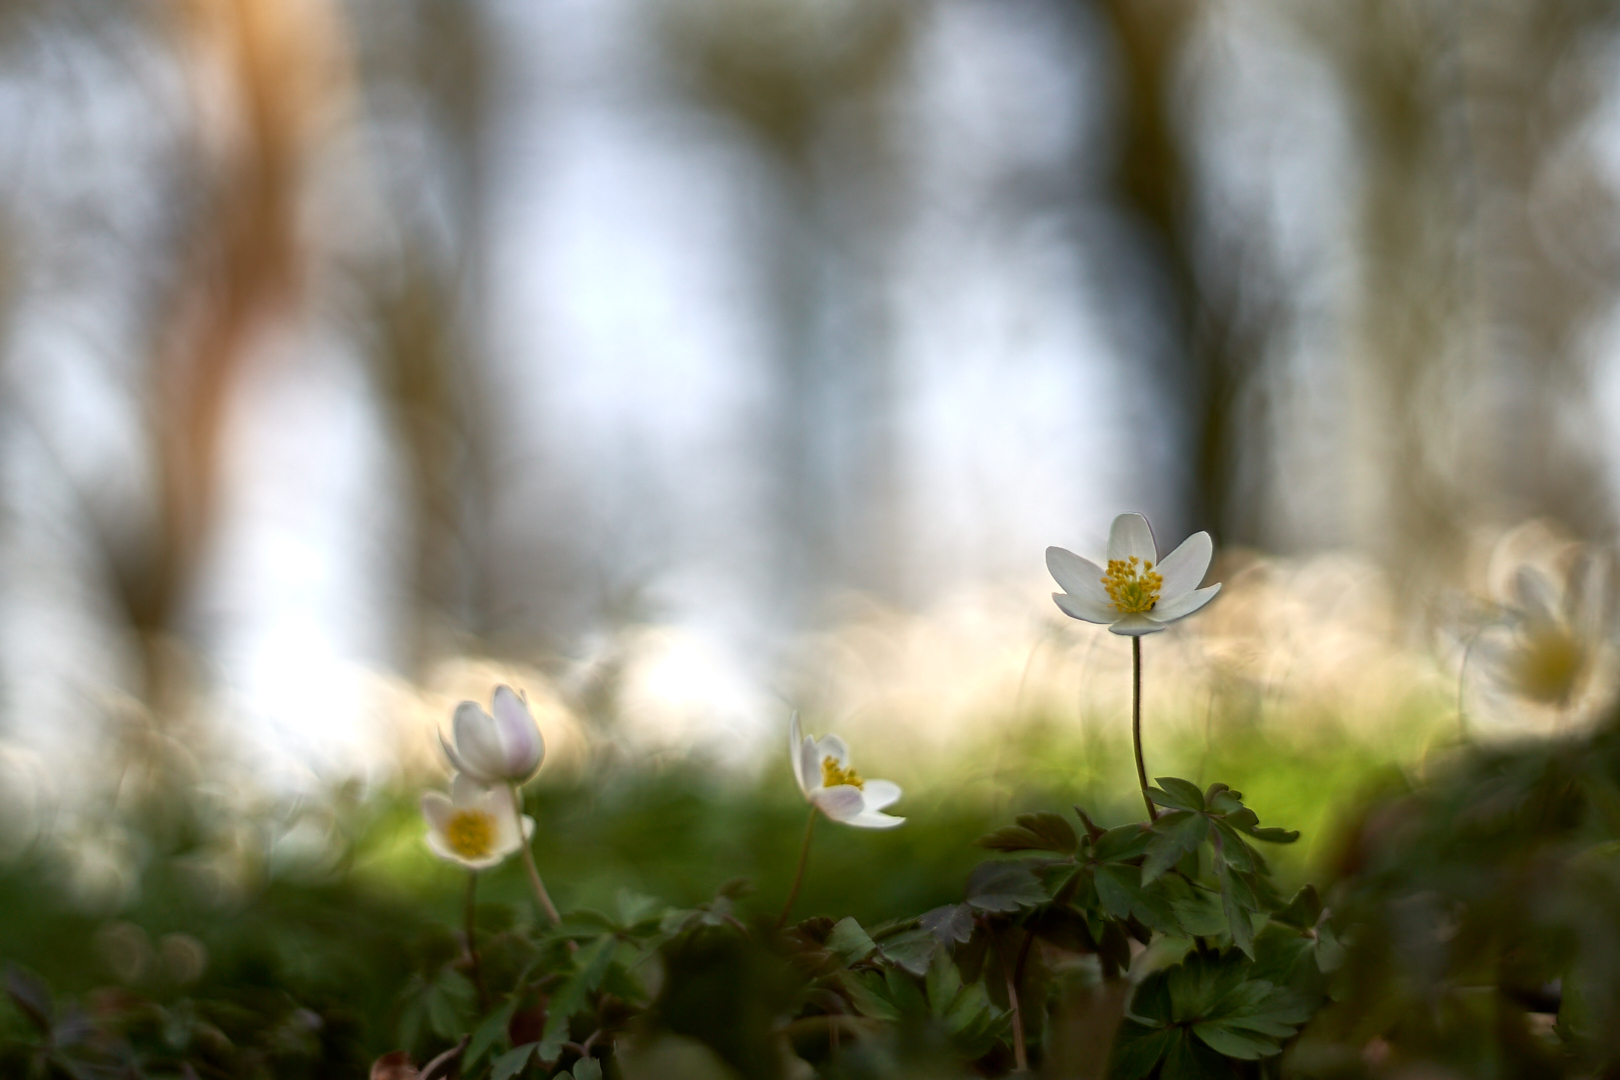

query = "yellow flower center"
[1511,625,1585,705]
[446,809,497,860]
[821,755,864,789]
[1102,556,1163,614]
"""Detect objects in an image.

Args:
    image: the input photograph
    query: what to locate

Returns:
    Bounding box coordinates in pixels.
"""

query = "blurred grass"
[0,705,1447,1060]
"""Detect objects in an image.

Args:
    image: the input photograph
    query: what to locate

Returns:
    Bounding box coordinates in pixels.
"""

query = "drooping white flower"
[421,774,535,870]
[789,713,904,829]
[1047,513,1221,636]
[439,685,546,785]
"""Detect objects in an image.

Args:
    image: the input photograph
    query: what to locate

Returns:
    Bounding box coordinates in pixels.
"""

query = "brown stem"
[993,930,1028,1073]
[1133,636,1157,821]
[777,806,818,928]
[466,871,490,1012]
[511,784,562,925]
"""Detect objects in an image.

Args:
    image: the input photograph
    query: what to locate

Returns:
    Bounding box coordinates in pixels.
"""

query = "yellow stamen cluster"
[1511,625,1585,705]
[446,809,497,859]
[821,755,864,790]
[1102,556,1163,614]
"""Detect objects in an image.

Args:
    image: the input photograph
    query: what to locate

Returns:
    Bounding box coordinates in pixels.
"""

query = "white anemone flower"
[1047,512,1221,636]
[789,713,904,829]
[421,774,535,870]
[439,685,545,785]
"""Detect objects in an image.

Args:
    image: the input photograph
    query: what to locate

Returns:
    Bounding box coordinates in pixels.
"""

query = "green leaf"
[1270,886,1322,931]
[1152,776,1208,812]
[925,949,962,1016]
[426,970,475,1039]
[838,970,900,1022]
[615,889,664,929]
[465,996,520,1066]
[1247,826,1301,844]
[919,903,974,944]
[1073,805,1108,841]
[883,966,928,1016]
[1109,1021,1175,1080]
[490,1042,538,1080]
[537,937,616,1061]
[1162,1028,1237,1078]
[965,861,1047,912]
[1216,861,1258,958]
[1142,810,1209,884]
[979,811,1079,854]
[1093,823,1155,863]
[572,1057,604,1080]
[880,929,938,977]
[827,917,877,964]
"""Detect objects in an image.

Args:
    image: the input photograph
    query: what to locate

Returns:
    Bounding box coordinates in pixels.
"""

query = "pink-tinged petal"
[1107,513,1157,564]
[815,735,850,769]
[451,772,489,806]
[1156,532,1213,600]
[439,729,472,775]
[1151,583,1221,622]
[860,779,902,812]
[844,810,906,829]
[452,701,503,781]
[1108,613,1167,636]
[1053,591,1115,624]
[420,791,454,832]
[810,785,864,822]
[1047,548,1113,610]
[491,685,545,779]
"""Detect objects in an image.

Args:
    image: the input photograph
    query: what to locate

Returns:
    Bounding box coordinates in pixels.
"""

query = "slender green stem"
[777,806,818,928]
[511,783,561,925]
[1133,636,1157,821]
[466,871,489,1012]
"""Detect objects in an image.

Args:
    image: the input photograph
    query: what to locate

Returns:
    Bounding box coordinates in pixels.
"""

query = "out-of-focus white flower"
[1047,513,1221,636]
[1484,562,1613,709]
[421,774,534,870]
[439,685,545,785]
[789,713,904,829]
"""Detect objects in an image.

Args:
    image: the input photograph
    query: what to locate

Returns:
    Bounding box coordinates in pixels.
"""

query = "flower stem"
[511,783,561,925]
[465,871,490,1012]
[777,806,818,929]
[1132,636,1157,822]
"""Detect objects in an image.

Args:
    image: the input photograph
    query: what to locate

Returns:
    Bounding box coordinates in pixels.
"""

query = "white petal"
[789,713,810,794]
[492,685,545,779]
[860,779,902,812]
[1513,566,1561,625]
[520,814,536,841]
[425,830,468,866]
[452,701,503,781]
[1151,583,1220,622]
[1108,513,1157,564]
[1155,532,1213,600]
[451,772,489,806]
[420,791,454,833]
[1108,613,1167,636]
[439,730,472,776]
[1053,591,1116,624]
[810,785,864,821]
[843,810,906,829]
[815,734,850,769]
[1046,548,1113,609]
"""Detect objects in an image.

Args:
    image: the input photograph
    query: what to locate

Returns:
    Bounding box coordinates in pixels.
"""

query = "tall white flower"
[421,774,535,871]
[789,713,904,829]
[439,685,545,785]
[1047,513,1221,636]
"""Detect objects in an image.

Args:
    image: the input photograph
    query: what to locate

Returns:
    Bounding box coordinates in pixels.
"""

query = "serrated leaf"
[615,890,663,929]
[883,966,928,1015]
[827,917,877,964]
[572,1057,603,1080]
[1093,823,1155,863]
[490,1042,538,1080]
[1153,777,1207,812]
[1019,811,1079,853]
[880,929,937,976]
[426,971,475,1039]
[838,970,900,1021]
[537,937,616,1061]
[1216,863,1257,958]
[465,996,519,1066]
[965,861,1047,912]
[1073,805,1108,841]
[925,949,962,1015]
[1270,885,1323,931]
[1109,1021,1176,1080]
[1142,811,1209,884]
[920,904,974,944]
[1192,1021,1277,1060]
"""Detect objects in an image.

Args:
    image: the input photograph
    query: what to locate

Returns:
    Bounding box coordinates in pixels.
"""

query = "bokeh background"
[4,0,1620,951]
